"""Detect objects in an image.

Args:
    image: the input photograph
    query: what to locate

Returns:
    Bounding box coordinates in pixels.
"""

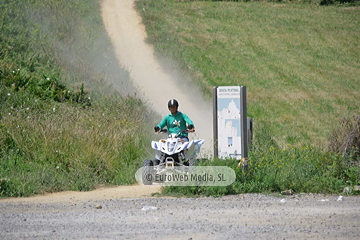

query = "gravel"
[1,193,360,239]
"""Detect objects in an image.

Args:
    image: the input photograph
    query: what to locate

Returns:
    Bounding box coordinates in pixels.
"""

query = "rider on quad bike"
[141,99,204,185]
[154,99,195,139]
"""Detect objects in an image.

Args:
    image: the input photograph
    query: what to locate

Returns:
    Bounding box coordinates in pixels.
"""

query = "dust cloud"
[101,0,214,156]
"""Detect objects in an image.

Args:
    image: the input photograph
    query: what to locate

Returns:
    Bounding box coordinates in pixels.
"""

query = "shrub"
[328,115,360,160]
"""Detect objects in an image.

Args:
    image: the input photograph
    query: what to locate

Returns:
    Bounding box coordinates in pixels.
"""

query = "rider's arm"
[157,115,168,130]
[182,113,194,130]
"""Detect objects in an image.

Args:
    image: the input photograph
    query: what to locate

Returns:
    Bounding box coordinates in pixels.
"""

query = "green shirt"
[157,111,194,137]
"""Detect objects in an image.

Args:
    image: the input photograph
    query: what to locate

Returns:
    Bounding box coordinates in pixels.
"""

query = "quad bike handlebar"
[155,128,195,138]
[155,125,195,134]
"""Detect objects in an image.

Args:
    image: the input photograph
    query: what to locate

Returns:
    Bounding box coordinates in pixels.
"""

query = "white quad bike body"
[142,129,205,185]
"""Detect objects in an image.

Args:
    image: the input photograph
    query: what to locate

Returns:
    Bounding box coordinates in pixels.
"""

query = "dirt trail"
[101,0,213,156]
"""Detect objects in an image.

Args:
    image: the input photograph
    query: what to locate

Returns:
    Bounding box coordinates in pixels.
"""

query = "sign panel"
[213,86,247,160]
[217,86,242,159]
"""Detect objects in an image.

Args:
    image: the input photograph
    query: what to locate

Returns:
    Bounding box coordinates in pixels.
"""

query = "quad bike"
[142,128,205,185]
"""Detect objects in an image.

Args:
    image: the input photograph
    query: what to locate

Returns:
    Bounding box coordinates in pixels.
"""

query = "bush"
[328,115,360,160]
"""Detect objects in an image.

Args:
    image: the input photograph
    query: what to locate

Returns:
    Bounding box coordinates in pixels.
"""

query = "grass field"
[137,1,360,148]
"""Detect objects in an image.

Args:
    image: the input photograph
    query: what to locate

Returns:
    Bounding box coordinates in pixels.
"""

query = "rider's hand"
[154,126,160,132]
[187,124,195,132]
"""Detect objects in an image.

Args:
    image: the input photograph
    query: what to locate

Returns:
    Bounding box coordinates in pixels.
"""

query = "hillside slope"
[135,1,360,148]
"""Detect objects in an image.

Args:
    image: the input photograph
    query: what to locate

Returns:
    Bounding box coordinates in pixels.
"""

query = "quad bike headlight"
[167,142,175,152]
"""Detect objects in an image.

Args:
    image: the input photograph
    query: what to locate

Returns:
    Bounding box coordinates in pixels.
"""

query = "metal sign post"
[213,86,248,160]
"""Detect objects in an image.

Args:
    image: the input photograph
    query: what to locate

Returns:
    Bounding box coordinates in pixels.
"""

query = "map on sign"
[217,96,242,159]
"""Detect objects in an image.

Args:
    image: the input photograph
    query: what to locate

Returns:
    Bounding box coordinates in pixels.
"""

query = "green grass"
[137,0,360,196]
[163,125,359,197]
[137,1,360,148]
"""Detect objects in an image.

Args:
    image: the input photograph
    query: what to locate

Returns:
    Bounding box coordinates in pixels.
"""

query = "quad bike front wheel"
[189,158,197,167]
[142,159,154,185]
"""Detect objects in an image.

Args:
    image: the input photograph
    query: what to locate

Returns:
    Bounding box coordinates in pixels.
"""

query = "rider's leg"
[180,136,189,142]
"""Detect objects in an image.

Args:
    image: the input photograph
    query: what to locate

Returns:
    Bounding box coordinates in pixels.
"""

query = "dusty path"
[101,0,214,156]
[0,185,162,204]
